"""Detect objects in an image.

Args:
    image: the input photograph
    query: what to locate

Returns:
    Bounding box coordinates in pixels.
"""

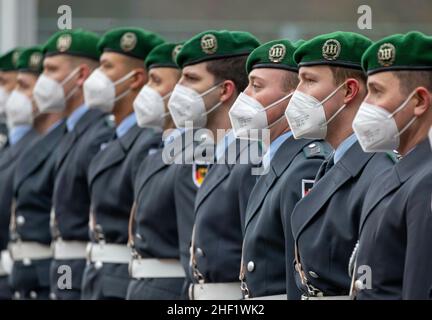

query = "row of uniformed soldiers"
[0,27,431,300]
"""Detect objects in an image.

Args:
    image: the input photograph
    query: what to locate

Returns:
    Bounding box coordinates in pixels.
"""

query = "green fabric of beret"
[17,46,44,74]
[145,43,183,70]
[362,31,432,75]
[0,48,22,71]
[98,27,165,61]
[43,28,100,61]
[246,39,305,74]
[176,30,260,68]
[294,31,372,70]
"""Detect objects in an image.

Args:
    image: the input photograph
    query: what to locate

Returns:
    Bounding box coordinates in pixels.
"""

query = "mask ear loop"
[390,91,419,138]
[199,82,225,117]
[319,81,348,128]
[160,91,173,118]
[264,92,294,129]
[62,67,82,102]
[112,70,138,104]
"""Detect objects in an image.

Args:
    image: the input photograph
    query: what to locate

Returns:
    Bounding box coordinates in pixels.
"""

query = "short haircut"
[205,55,249,93]
[393,70,432,95]
[281,71,299,92]
[330,66,367,86]
[67,55,99,71]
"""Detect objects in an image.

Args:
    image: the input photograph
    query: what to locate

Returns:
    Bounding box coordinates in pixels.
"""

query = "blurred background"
[1,0,432,52]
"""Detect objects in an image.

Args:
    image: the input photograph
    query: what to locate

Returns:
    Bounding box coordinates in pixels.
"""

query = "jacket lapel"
[0,129,38,170]
[244,137,312,229]
[292,142,374,240]
[56,109,105,171]
[14,122,66,190]
[88,124,142,185]
[359,139,432,234]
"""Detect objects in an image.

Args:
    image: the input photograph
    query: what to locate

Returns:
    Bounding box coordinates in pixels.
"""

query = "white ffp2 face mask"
[5,90,34,128]
[285,82,347,139]
[33,67,80,113]
[167,83,222,128]
[0,87,10,115]
[84,69,136,113]
[133,85,171,129]
[352,91,417,153]
[229,92,292,139]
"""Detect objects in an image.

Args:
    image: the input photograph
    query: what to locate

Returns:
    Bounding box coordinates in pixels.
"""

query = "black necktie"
[315,155,335,182]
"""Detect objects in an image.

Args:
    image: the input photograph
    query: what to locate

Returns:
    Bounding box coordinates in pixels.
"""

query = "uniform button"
[196,248,204,256]
[16,215,25,226]
[14,291,21,300]
[49,292,57,300]
[247,261,255,272]
[95,261,103,269]
[30,291,38,299]
[308,271,319,278]
[308,143,317,149]
[355,280,365,291]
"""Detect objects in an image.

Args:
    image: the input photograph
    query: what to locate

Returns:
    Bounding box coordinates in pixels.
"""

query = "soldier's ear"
[413,87,431,117]
[343,78,360,105]
[219,80,236,103]
[76,64,92,87]
[129,68,147,90]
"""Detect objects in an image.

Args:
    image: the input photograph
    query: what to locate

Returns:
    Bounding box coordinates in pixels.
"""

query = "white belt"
[301,294,352,300]
[190,282,242,300]
[87,243,131,264]
[9,242,53,261]
[245,294,287,300]
[53,240,87,260]
[0,250,12,276]
[130,258,185,279]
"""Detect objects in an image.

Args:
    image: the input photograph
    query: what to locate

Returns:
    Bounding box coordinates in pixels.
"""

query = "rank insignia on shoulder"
[302,179,315,198]
[192,162,210,188]
[386,150,401,163]
[303,142,332,159]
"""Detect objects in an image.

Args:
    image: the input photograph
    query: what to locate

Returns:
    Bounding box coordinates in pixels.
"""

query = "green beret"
[145,43,183,70]
[43,29,100,61]
[294,31,372,70]
[246,39,305,74]
[98,27,165,61]
[16,46,44,74]
[362,31,432,75]
[176,30,260,68]
[0,48,22,72]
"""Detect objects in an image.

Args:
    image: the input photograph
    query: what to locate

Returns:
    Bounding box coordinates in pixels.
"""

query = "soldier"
[0,49,21,150]
[81,27,164,300]
[350,31,432,299]
[234,40,332,300]
[284,32,396,299]
[168,30,261,300]
[0,48,39,300]
[7,46,66,300]
[43,29,115,300]
[126,43,190,300]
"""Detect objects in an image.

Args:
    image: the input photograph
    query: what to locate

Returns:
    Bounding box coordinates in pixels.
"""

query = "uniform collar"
[334,133,357,164]
[115,112,137,138]
[46,119,64,135]
[66,104,89,132]
[8,124,32,145]
[262,130,293,171]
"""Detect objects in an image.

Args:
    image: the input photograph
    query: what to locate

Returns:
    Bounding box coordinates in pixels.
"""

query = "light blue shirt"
[66,104,89,132]
[9,124,32,145]
[116,112,137,138]
[215,130,237,161]
[262,130,293,170]
[334,133,358,164]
